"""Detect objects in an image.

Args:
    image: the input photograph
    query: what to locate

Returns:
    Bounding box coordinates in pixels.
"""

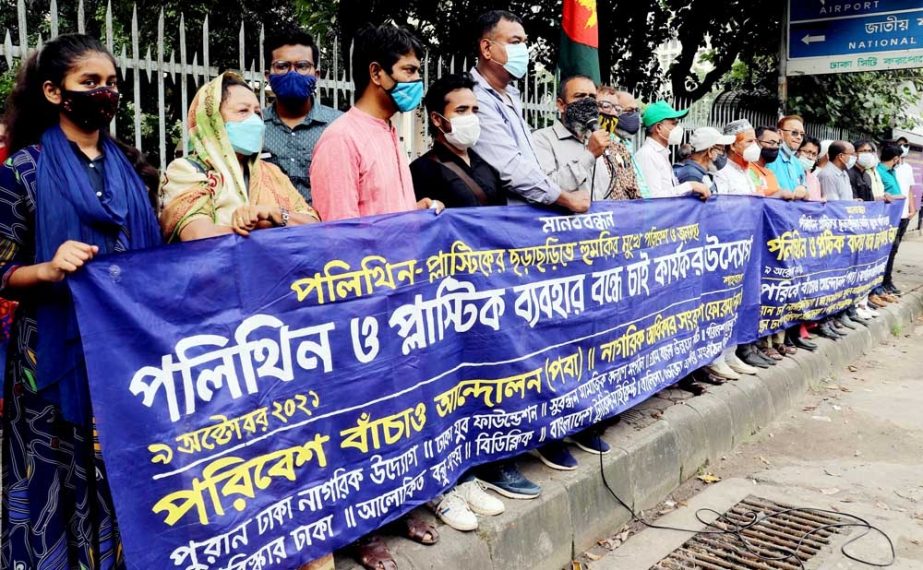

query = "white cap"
[723,119,754,136]
[689,127,736,151]
[820,139,833,158]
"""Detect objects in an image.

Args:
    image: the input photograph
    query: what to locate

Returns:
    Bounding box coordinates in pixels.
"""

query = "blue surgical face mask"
[269,71,317,105]
[387,78,424,112]
[225,113,265,156]
[501,42,529,79]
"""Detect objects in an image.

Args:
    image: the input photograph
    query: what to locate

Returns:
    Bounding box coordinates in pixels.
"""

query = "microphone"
[585,117,600,133]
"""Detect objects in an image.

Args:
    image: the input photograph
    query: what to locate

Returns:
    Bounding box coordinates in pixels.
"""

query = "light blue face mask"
[387,79,424,112]
[502,42,529,79]
[225,113,265,156]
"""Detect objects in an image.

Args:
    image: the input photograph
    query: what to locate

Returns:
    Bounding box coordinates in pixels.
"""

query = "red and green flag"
[559,0,600,83]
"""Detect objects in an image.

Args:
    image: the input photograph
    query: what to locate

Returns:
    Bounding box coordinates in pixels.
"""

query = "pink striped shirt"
[309,106,417,221]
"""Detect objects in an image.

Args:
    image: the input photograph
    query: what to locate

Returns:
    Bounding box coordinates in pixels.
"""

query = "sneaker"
[856,306,875,320]
[457,480,505,516]
[706,360,742,380]
[567,432,611,455]
[725,351,759,375]
[533,441,578,470]
[476,462,541,499]
[433,491,478,531]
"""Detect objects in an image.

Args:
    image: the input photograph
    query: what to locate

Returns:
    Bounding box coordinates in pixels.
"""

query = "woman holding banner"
[0,34,163,568]
[159,71,320,243]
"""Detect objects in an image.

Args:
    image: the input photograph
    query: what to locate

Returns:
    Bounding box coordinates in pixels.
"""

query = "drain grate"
[651,496,846,569]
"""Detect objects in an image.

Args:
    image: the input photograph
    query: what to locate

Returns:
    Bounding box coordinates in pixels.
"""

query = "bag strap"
[425,150,489,206]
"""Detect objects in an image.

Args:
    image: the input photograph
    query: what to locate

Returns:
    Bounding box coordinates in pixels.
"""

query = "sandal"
[356,535,397,570]
[404,515,439,545]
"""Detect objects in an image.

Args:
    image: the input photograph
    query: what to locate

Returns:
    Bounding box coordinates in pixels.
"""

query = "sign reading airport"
[787,0,923,75]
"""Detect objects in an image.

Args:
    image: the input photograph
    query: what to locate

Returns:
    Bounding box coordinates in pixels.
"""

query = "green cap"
[642,100,689,128]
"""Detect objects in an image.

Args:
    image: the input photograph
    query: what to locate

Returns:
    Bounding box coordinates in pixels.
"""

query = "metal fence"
[0,0,862,170]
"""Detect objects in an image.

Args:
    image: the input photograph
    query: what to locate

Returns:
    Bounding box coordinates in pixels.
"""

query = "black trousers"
[883,218,910,287]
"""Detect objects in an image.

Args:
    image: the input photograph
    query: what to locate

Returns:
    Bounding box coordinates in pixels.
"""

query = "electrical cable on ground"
[591,432,896,568]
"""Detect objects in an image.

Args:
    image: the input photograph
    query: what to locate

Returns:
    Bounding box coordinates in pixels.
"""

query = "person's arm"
[471,99,562,205]
[160,158,229,242]
[309,131,361,222]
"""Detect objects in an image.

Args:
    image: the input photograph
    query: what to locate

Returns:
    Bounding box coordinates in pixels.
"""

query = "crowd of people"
[0,9,918,570]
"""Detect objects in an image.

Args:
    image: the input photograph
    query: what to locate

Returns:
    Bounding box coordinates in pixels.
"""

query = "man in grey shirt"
[533,74,613,200]
[470,10,589,213]
[817,141,857,202]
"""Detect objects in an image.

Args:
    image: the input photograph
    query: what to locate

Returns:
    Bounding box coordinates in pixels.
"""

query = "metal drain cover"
[651,495,846,569]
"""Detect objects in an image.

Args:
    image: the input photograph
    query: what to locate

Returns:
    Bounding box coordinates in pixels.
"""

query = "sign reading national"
[786,0,923,76]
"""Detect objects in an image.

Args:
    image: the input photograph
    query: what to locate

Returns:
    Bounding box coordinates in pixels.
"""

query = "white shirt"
[713,159,757,195]
[634,137,693,198]
[895,161,914,218]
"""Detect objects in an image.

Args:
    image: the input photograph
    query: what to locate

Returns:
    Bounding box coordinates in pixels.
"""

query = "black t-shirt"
[847,166,873,201]
[410,143,507,208]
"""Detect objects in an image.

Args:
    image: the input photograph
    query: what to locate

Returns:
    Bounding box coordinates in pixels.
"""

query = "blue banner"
[67,196,897,570]
[758,199,903,335]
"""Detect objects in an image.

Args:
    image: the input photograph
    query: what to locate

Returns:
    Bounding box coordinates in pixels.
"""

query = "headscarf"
[35,124,162,425]
[159,72,314,240]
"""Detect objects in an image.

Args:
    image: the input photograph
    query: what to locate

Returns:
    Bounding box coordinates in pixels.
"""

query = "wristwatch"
[278,207,290,227]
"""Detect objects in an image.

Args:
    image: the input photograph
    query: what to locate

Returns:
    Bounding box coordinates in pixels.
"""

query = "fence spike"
[258,24,265,108]
[180,13,189,156]
[203,15,210,81]
[17,0,27,56]
[50,0,59,38]
[131,3,142,150]
[157,8,167,169]
[77,0,86,34]
[349,39,355,106]
[4,30,12,68]
[332,36,339,109]
[105,0,114,53]
[239,21,245,75]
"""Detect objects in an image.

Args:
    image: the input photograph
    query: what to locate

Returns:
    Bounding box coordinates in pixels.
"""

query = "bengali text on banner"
[68,196,901,569]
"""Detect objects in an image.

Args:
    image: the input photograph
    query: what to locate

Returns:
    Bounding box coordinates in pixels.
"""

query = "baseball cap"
[689,127,736,151]
[642,101,689,128]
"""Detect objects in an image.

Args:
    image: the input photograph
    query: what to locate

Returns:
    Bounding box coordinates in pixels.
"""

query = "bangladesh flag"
[558,0,600,83]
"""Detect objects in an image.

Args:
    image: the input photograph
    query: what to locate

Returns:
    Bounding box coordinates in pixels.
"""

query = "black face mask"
[713,153,728,171]
[563,97,601,139]
[760,147,780,164]
[60,87,121,131]
[616,110,641,135]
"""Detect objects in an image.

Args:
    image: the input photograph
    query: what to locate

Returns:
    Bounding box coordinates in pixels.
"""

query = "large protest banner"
[758,199,903,335]
[68,196,896,569]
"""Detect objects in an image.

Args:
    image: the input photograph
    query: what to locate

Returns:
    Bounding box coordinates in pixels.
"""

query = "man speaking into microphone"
[534,74,617,202]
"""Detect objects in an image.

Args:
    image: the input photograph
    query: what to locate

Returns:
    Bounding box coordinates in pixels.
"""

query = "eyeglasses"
[271,60,316,74]
[799,151,818,159]
[779,128,805,138]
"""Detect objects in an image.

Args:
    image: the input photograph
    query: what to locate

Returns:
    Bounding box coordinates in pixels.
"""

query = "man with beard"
[263,28,342,204]
[533,74,613,201]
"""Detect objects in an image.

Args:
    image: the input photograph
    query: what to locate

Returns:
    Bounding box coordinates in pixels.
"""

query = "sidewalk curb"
[335,289,923,570]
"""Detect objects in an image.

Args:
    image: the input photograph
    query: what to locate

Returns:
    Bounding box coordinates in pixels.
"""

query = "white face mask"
[742,142,761,163]
[857,152,878,169]
[667,124,685,146]
[844,155,857,169]
[901,144,910,156]
[440,113,481,150]
[797,155,816,171]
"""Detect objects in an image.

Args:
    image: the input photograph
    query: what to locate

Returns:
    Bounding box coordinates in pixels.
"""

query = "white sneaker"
[706,361,741,380]
[434,490,478,531]
[457,480,505,516]
[856,307,874,320]
[725,352,759,375]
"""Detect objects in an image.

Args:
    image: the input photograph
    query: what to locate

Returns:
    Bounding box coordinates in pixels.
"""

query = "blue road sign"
[792,0,923,22]
[787,1,923,75]
[790,10,923,58]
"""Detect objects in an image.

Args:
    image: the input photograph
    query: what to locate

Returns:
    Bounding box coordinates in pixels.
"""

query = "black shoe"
[885,283,903,296]
[816,323,841,340]
[835,315,857,330]
[678,377,707,396]
[692,368,726,386]
[737,345,770,369]
[791,336,817,351]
